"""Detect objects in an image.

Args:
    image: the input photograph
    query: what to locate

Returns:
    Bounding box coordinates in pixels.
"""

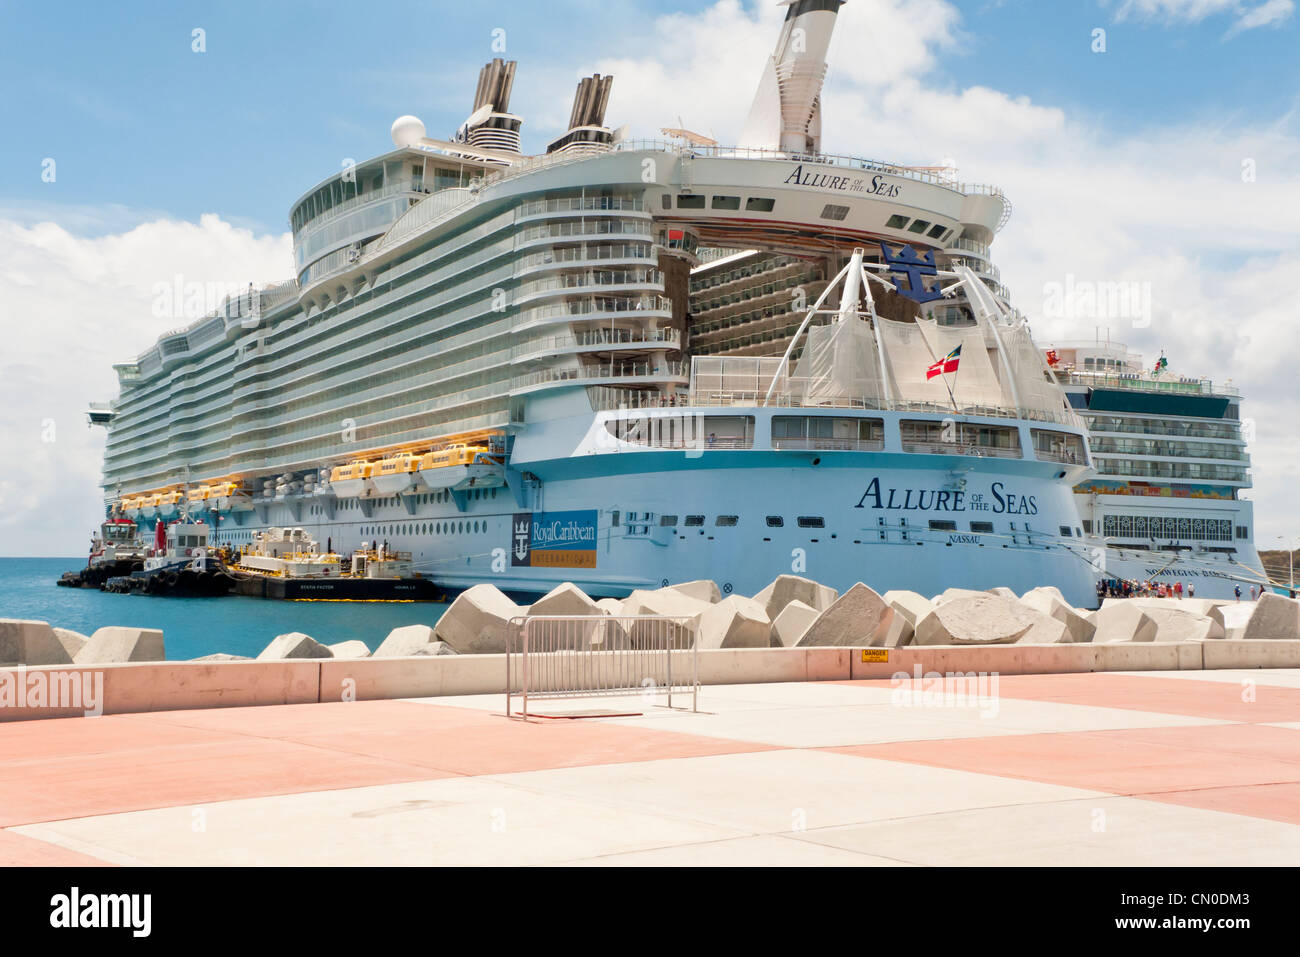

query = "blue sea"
[1,558,449,660]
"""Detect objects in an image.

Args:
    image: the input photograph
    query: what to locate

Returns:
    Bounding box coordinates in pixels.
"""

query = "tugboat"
[104,519,236,596]
[57,518,149,589]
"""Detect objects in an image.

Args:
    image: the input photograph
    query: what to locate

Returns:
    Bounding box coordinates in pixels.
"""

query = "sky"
[0,0,1297,556]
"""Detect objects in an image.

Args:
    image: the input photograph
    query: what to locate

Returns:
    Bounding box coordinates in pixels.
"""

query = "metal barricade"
[506,615,699,719]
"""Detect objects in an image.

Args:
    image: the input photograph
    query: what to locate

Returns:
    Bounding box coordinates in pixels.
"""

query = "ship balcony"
[900,439,1024,460]
[1056,371,1237,397]
[944,238,992,260]
[510,360,689,396]
[514,221,653,252]
[514,246,656,279]
[510,329,681,365]
[513,195,646,224]
[1088,440,1250,463]
[513,295,673,334]
[511,276,665,311]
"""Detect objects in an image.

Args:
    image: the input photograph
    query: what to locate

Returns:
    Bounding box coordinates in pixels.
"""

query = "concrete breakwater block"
[665,580,723,604]
[1111,598,1227,638]
[1091,604,1158,643]
[1019,588,1096,644]
[374,624,439,657]
[880,591,933,648]
[770,599,819,648]
[74,626,165,664]
[528,582,604,618]
[915,595,1068,646]
[697,595,771,649]
[190,653,253,661]
[622,588,712,648]
[0,619,73,666]
[327,640,372,660]
[797,583,894,647]
[53,628,90,660]
[433,584,522,654]
[753,575,838,621]
[257,632,332,660]
[932,587,987,606]
[1242,593,1300,640]
[1219,602,1255,638]
[373,625,456,657]
[527,583,625,649]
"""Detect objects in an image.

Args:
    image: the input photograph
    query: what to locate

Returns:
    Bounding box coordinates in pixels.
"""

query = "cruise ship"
[90,1,1106,606]
[1045,340,1264,599]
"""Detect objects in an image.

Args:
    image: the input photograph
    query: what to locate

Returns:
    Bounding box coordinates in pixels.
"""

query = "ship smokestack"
[738,0,845,155]
[460,58,523,153]
[546,74,617,155]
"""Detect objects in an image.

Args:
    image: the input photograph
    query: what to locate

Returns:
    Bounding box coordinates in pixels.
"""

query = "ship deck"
[5,668,1300,866]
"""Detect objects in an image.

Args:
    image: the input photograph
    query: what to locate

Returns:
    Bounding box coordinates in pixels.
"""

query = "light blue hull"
[199,419,1102,609]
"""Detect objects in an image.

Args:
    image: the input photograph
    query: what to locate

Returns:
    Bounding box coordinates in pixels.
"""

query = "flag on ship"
[1153,353,1168,375]
[926,345,961,380]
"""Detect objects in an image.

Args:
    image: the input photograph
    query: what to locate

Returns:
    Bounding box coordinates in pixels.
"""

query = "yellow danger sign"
[860,649,890,663]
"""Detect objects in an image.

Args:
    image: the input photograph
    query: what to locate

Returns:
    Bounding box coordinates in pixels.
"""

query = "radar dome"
[390,115,426,148]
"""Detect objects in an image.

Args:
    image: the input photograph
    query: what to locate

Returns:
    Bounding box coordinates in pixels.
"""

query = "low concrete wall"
[3,640,1298,721]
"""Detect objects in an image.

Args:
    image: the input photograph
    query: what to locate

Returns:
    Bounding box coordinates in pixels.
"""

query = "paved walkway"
[4,668,1300,866]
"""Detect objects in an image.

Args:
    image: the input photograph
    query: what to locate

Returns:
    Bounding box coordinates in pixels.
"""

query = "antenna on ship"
[738,0,846,155]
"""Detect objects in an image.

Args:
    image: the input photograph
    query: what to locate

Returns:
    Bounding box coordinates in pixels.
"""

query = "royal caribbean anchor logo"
[511,510,598,568]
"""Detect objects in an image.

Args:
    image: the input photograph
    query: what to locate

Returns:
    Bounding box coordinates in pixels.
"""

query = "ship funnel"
[459,58,523,153]
[738,0,845,155]
[546,74,616,155]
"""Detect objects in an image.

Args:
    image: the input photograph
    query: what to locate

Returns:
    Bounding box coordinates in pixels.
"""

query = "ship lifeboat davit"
[329,461,374,499]
[156,490,184,520]
[417,443,504,491]
[371,453,423,495]
[211,481,254,512]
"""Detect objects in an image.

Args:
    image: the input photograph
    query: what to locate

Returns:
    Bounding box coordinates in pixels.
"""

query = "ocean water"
[2,558,449,660]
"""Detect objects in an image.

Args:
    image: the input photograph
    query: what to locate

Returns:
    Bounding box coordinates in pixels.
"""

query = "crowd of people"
[1096,579,1282,601]
[1097,578,1197,600]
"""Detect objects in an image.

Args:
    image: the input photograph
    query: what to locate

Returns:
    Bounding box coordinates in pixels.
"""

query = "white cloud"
[0,215,290,556]
[1225,0,1296,35]
[1111,0,1295,35]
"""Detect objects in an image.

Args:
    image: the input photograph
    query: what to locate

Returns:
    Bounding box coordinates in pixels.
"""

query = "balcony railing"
[1057,371,1236,397]
[771,437,885,452]
[901,440,1023,459]
[512,361,689,392]
[513,329,681,360]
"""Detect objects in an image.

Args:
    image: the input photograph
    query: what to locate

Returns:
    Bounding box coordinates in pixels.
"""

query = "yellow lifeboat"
[371,453,422,494]
[418,443,488,470]
[329,461,374,499]
[187,486,212,504]
[330,461,372,484]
